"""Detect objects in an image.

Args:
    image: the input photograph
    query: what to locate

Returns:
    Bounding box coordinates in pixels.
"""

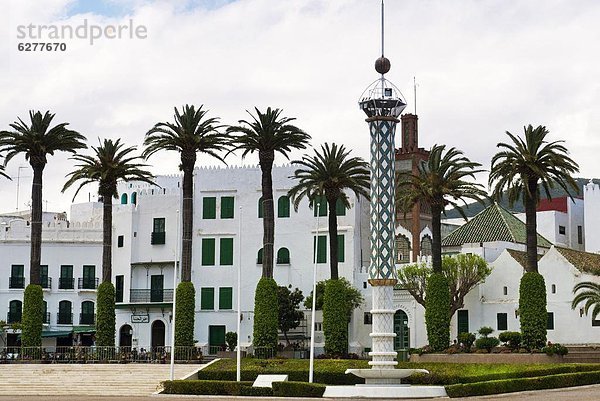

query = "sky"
[0,0,599,215]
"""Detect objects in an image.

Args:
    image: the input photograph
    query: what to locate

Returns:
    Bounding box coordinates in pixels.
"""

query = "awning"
[41,330,72,338]
[72,326,96,334]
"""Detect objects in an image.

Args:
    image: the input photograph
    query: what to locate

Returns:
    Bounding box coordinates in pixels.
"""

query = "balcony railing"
[7,312,21,324]
[78,277,99,290]
[41,277,52,290]
[151,231,166,245]
[79,313,95,325]
[129,289,174,303]
[9,276,25,289]
[57,312,73,325]
[59,277,74,290]
[43,312,50,324]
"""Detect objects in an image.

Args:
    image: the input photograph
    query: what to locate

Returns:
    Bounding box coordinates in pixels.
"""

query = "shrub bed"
[519,272,547,350]
[445,370,600,398]
[96,282,116,347]
[22,284,43,348]
[175,282,195,347]
[272,381,326,397]
[162,380,255,395]
[425,273,450,351]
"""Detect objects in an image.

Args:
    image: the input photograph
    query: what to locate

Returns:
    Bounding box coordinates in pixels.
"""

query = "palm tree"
[227,107,311,278]
[0,157,9,179]
[397,144,486,351]
[144,105,228,347]
[572,282,600,320]
[0,110,86,346]
[489,125,579,350]
[288,143,369,279]
[289,143,369,355]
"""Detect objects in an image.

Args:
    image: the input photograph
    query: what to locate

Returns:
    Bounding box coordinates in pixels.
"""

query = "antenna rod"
[414,76,417,115]
[381,0,385,57]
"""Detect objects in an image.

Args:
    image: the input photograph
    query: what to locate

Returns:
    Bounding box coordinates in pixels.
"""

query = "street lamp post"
[309,201,321,383]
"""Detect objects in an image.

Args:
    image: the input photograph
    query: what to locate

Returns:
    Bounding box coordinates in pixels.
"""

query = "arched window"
[277,247,290,264]
[278,196,290,218]
[420,235,432,257]
[131,192,137,205]
[395,234,411,264]
[120,193,128,204]
[257,248,263,264]
[258,197,264,218]
[8,300,22,323]
[81,301,95,325]
[58,300,72,324]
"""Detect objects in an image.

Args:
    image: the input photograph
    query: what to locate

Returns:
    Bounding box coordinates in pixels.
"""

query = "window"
[363,282,367,289]
[336,198,346,216]
[151,218,166,245]
[200,287,215,310]
[221,196,234,219]
[58,300,72,324]
[314,235,327,263]
[551,284,556,294]
[315,322,323,331]
[202,238,216,266]
[203,197,216,219]
[8,300,22,323]
[9,265,24,289]
[337,234,345,263]
[117,235,124,248]
[278,196,290,218]
[559,225,566,235]
[41,265,50,289]
[59,265,74,289]
[277,247,290,264]
[80,301,95,325]
[457,310,469,334]
[395,234,411,264]
[364,312,372,325]
[43,301,48,324]
[257,248,263,264]
[219,287,233,310]
[593,318,600,327]
[421,235,432,257]
[547,312,554,330]
[258,197,264,218]
[578,226,583,245]
[313,196,327,217]
[503,286,508,296]
[150,275,164,302]
[120,193,127,204]
[131,192,137,205]
[220,238,234,266]
[497,313,508,331]
[115,275,124,303]
[80,265,97,289]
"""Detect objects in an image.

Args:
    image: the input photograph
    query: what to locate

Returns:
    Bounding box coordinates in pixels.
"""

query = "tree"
[62,138,154,346]
[572,282,600,319]
[397,144,486,351]
[303,278,363,317]
[0,110,86,346]
[144,105,228,346]
[489,125,579,349]
[0,158,9,179]
[397,254,492,317]
[227,107,310,351]
[277,285,304,346]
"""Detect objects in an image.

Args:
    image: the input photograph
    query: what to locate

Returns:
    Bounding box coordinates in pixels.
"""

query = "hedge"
[162,380,254,395]
[323,279,349,355]
[445,370,600,398]
[519,272,547,350]
[253,277,279,349]
[96,282,116,346]
[424,273,450,351]
[272,381,326,397]
[21,284,43,347]
[175,281,195,347]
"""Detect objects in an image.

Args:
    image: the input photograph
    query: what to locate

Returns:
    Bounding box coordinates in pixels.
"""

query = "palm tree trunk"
[181,165,193,282]
[101,191,112,283]
[260,151,275,278]
[327,197,339,280]
[431,203,442,274]
[524,180,539,273]
[29,165,44,285]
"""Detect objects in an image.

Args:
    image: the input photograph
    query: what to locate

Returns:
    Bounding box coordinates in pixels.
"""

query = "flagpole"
[236,205,242,382]
[309,201,321,383]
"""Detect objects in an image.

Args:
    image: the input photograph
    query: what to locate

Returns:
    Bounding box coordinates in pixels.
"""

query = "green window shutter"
[221,196,235,219]
[153,218,165,232]
[60,265,73,279]
[457,310,469,334]
[219,287,233,310]
[257,248,263,264]
[12,265,24,278]
[201,287,215,310]
[117,235,124,247]
[202,238,216,266]
[203,197,216,219]
[337,234,345,263]
[547,312,554,330]
[220,238,234,266]
[277,248,290,264]
[258,197,264,218]
[314,235,327,263]
[278,196,290,218]
[314,196,327,217]
[336,198,346,216]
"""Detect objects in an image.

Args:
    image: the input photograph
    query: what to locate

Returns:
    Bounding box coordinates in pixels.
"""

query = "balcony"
[9,276,25,289]
[78,277,99,290]
[130,289,174,303]
[79,313,96,325]
[59,277,75,290]
[43,312,50,324]
[151,231,166,245]
[57,312,73,325]
[41,276,52,290]
[7,312,21,324]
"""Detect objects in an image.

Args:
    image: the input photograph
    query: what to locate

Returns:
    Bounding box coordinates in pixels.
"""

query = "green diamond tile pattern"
[369,119,398,282]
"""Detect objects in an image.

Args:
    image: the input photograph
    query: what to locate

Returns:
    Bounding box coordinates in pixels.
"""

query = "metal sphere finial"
[375,56,391,75]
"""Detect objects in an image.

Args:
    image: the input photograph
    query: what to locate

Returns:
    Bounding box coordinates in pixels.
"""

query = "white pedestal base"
[323,385,447,399]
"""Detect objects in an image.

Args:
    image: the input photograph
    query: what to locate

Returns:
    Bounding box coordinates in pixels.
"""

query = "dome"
[358,78,407,118]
